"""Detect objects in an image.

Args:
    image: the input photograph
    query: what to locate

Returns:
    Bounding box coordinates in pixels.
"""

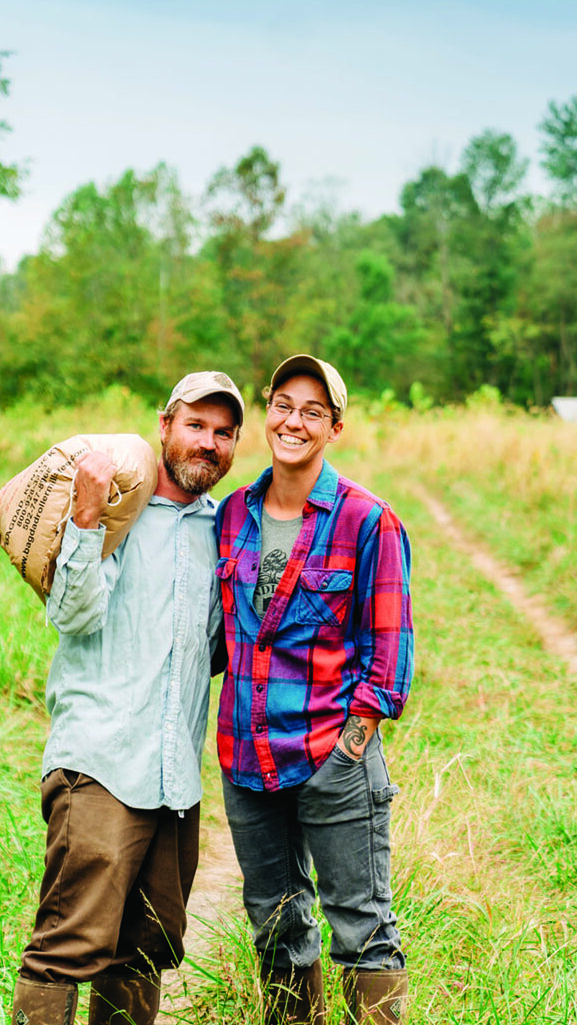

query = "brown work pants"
[21,770,200,984]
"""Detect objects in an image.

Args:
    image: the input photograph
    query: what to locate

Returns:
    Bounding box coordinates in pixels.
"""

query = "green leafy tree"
[283,201,373,361]
[461,129,529,214]
[398,166,477,333]
[323,251,424,397]
[447,131,532,397]
[0,165,197,407]
[522,210,577,399]
[390,166,481,398]
[206,145,286,242]
[204,146,307,390]
[483,313,544,405]
[0,51,26,200]
[539,96,577,207]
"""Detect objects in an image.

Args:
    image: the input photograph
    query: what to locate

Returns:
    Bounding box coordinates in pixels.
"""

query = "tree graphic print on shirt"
[253,509,303,619]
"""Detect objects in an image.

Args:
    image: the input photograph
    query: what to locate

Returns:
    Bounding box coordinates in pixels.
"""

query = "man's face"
[160,396,238,496]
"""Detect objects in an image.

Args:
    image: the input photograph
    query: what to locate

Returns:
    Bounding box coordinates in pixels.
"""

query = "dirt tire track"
[413,483,577,676]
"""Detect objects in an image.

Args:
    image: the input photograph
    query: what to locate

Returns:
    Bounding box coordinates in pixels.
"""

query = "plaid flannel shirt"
[215,460,414,792]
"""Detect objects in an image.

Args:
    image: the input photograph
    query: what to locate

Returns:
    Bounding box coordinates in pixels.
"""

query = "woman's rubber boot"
[88,973,161,1025]
[260,959,325,1025]
[12,977,78,1025]
[342,968,408,1024]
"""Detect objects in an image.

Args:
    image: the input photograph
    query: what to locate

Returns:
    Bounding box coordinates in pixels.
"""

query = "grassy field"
[1,391,576,1024]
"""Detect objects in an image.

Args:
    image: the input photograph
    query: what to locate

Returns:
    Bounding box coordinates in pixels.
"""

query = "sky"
[1,0,576,271]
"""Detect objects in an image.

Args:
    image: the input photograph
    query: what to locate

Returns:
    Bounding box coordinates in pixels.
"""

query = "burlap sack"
[0,434,158,601]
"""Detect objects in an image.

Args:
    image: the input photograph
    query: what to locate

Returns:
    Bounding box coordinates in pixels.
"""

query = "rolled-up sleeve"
[47,519,117,634]
[349,507,414,720]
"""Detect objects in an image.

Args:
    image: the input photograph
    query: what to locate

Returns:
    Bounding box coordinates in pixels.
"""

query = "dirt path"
[413,483,577,676]
[181,816,243,954]
[161,817,243,1016]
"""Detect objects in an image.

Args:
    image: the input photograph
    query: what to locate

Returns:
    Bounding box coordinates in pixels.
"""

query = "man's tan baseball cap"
[270,354,348,420]
[163,371,244,425]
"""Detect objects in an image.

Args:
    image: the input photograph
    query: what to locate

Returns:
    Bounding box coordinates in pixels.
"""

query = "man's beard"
[162,437,233,496]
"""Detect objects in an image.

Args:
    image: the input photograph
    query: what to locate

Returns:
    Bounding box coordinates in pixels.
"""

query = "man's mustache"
[188,448,220,465]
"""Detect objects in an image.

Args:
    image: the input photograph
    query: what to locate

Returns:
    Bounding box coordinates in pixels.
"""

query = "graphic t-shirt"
[253,506,303,619]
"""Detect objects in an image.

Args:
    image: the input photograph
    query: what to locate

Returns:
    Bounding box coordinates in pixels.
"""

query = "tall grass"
[375,484,577,1023]
[1,393,576,1023]
[355,398,577,627]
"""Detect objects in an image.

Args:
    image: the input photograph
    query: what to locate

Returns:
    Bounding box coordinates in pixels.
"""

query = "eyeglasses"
[267,401,333,424]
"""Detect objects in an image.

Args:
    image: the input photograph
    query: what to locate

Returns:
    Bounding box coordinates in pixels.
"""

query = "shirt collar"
[245,460,338,513]
[149,492,216,513]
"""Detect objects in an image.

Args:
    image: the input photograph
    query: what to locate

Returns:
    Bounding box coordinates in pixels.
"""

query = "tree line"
[1,59,577,410]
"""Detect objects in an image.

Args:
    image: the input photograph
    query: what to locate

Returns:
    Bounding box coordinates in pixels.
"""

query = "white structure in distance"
[552,398,577,422]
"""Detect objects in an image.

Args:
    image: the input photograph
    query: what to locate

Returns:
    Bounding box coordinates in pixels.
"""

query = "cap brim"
[270,355,329,391]
[177,387,244,425]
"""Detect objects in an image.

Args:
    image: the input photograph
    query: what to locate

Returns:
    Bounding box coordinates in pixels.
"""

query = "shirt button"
[252,563,257,571]
[256,684,264,693]
[258,643,266,651]
[321,581,328,589]
[256,725,264,733]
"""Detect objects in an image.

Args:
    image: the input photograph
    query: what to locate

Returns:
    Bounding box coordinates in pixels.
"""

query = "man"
[11,371,244,1025]
[215,355,414,1025]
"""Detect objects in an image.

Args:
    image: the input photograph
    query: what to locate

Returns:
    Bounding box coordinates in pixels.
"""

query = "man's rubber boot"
[342,968,408,1024]
[88,973,161,1025]
[11,977,78,1025]
[260,959,325,1025]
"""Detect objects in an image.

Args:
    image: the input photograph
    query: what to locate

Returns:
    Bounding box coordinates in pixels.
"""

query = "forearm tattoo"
[341,715,367,756]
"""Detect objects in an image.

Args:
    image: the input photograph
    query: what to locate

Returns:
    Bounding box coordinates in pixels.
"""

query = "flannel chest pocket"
[296,568,353,626]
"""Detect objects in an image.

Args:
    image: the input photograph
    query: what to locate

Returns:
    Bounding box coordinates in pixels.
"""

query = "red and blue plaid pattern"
[215,461,414,791]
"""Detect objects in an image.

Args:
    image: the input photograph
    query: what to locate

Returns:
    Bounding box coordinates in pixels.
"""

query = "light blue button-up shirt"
[43,493,222,812]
